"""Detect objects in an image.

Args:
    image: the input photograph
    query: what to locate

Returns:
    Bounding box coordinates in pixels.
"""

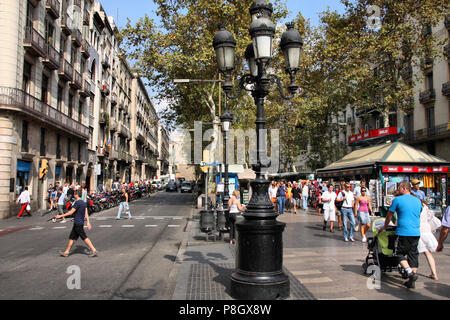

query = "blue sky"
[101,0,346,29]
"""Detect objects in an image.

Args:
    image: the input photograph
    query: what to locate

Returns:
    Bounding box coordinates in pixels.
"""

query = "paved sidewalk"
[172,208,450,300]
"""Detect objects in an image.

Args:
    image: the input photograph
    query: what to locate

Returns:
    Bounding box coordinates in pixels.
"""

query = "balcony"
[404,123,450,145]
[101,83,110,97]
[45,0,60,19]
[444,44,450,61]
[0,87,89,140]
[422,25,432,38]
[400,63,412,80]
[23,27,47,57]
[420,57,434,73]
[81,39,90,58]
[83,8,90,26]
[71,28,82,47]
[443,82,450,97]
[80,78,91,97]
[61,13,72,35]
[42,43,60,70]
[109,118,118,132]
[70,70,82,90]
[111,93,118,105]
[102,57,110,69]
[419,88,436,105]
[119,123,131,140]
[99,112,107,125]
[58,58,74,82]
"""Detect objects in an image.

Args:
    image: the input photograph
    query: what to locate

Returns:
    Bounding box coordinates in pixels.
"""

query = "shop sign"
[349,127,398,144]
[382,167,449,173]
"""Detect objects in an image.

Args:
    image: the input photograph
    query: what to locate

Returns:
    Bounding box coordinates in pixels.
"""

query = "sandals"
[89,251,98,258]
[59,251,69,257]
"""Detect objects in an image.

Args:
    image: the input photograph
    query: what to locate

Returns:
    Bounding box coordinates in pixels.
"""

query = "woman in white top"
[418,204,439,280]
[321,184,337,233]
[16,187,31,219]
[228,190,246,245]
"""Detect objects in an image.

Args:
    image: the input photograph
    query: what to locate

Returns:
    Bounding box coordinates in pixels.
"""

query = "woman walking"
[418,203,439,280]
[116,188,132,220]
[228,190,246,245]
[16,187,31,219]
[355,187,373,242]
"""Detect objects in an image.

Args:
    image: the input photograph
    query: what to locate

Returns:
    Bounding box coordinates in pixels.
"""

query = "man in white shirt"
[302,181,309,211]
[16,187,31,219]
[321,184,337,232]
[336,183,356,242]
[268,181,278,212]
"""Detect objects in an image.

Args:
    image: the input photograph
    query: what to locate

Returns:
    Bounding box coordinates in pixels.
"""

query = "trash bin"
[200,210,215,233]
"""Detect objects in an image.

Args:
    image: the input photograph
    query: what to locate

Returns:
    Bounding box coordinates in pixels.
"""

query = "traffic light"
[39,159,48,179]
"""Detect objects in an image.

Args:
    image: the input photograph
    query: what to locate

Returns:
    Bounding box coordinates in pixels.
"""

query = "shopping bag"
[26,204,31,211]
[429,216,442,231]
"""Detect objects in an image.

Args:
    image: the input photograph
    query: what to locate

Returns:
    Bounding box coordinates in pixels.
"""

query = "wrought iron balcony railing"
[23,26,47,57]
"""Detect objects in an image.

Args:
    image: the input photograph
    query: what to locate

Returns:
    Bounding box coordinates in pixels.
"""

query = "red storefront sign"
[382,167,449,173]
[349,127,399,144]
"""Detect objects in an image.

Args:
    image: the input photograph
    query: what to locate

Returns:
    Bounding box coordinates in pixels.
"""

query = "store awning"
[316,142,450,178]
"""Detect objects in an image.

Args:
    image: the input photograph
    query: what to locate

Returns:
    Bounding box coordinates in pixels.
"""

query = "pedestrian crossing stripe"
[168,225,180,228]
[145,225,158,227]
[122,225,135,228]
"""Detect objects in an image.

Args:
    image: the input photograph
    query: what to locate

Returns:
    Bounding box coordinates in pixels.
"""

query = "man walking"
[277,182,287,215]
[321,184,337,232]
[302,181,309,211]
[336,183,356,242]
[55,189,98,258]
[379,182,422,289]
[16,187,31,219]
[56,187,67,224]
[292,182,301,214]
[411,179,426,202]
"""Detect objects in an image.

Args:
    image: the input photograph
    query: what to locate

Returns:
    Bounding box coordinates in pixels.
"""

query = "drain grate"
[185,263,316,300]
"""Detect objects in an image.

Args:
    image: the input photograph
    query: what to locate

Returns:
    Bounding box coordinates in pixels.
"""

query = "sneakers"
[404,272,418,289]
[350,238,355,242]
[344,238,349,242]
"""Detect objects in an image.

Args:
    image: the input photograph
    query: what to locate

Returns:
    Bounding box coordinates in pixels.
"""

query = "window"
[90,60,96,81]
[16,161,31,196]
[40,127,46,156]
[26,2,34,30]
[78,99,83,123]
[45,17,55,45]
[56,134,61,159]
[426,73,433,90]
[426,107,435,129]
[67,138,72,161]
[78,142,81,162]
[41,74,49,104]
[68,93,73,117]
[57,85,63,111]
[21,121,29,152]
[22,60,32,93]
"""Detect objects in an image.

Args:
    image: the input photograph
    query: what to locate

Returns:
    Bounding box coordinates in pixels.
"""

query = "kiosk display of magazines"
[316,142,449,217]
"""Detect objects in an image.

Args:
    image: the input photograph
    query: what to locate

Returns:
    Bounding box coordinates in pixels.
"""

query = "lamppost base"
[230,218,290,300]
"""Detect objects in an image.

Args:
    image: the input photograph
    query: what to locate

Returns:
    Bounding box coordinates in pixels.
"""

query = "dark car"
[166,181,178,192]
[181,181,193,193]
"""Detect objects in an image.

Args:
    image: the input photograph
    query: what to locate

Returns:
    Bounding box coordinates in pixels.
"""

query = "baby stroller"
[362,218,408,279]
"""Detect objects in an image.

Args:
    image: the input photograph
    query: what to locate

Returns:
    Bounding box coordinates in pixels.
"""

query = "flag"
[107,138,112,151]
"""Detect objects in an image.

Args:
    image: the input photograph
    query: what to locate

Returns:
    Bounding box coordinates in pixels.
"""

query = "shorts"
[69,224,88,241]
[324,207,336,222]
[418,232,438,253]
[358,211,370,225]
[396,236,420,268]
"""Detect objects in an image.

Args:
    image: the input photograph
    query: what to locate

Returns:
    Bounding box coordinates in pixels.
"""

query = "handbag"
[429,215,442,232]
[26,204,31,211]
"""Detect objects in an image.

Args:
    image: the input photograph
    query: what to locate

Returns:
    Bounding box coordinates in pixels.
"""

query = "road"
[0,191,195,300]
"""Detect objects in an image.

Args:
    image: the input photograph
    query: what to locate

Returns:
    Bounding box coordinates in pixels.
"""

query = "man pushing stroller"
[379,182,422,289]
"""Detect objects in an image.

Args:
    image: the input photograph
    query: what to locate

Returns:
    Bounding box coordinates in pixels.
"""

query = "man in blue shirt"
[55,190,98,258]
[410,179,426,202]
[379,181,422,289]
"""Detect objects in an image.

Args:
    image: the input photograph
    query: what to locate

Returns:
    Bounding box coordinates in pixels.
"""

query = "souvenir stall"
[316,142,449,217]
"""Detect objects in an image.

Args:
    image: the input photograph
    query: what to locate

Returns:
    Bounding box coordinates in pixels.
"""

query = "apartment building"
[157,123,170,178]
[332,15,450,163]
[0,0,165,218]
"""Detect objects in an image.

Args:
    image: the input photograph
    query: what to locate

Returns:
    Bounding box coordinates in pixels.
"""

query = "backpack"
[335,191,343,210]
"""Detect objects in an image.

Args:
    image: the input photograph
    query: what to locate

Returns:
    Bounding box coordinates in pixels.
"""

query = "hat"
[411,179,420,185]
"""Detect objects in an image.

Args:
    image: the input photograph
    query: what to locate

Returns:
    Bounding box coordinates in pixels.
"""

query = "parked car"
[166,181,178,192]
[181,181,193,193]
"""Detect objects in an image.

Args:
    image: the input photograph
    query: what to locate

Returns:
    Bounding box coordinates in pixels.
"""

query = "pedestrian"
[81,183,88,202]
[277,182,287,215]
[337,183,356,242]
[116,188,133,220]
[292,182,301,214]
[302,181,309,211]
[16,187,32,219]
[317,186,324,217]
[228,190,246,245]
[286,182,292,213]
[56,187,67,224]
[355,186,373,243]
[321,184,337,233]
[48,184,57,210]
[379,182,422,289]
[437,206,450,252]
[55,189,98,257]
[335,181,346,231]
[411,179,426,202]
[417,203,439,280]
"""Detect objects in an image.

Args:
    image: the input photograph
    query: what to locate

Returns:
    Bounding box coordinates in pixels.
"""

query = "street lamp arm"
[224,74,254,100]
[269,74,298,100]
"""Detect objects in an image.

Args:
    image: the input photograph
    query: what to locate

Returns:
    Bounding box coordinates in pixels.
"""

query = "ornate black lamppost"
[220,105,234,210]
[213,0,303,300]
